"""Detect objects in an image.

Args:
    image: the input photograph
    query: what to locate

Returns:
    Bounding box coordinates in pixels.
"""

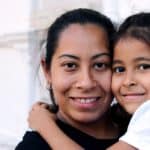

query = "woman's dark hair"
[113,12,150,48]
[45,8,116,69]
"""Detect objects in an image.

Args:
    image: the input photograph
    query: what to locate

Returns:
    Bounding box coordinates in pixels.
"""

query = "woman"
[15,8,121,150]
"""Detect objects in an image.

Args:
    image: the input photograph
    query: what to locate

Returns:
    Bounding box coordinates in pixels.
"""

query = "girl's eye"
[94,63,110,70]
[138,64,150,70]
[113,66,125,73]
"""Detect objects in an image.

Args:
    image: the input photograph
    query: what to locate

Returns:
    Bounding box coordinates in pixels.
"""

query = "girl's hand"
[28,102,84,150]
[28,101,56,133]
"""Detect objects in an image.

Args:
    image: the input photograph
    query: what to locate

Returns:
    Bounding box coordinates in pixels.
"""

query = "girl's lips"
[122,93,145,100]
[122,93,145,96]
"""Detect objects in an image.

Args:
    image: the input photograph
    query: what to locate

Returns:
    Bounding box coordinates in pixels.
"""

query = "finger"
[31,101,44,110]
[48,104,58,113]
[40,103,50,109]
[28,109,33,123]
[36,101,47,105]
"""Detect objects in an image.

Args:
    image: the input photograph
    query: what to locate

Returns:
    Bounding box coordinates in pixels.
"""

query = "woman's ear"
[41,58,51,84]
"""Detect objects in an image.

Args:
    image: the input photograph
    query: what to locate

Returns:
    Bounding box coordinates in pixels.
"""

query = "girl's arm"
[28,102,84,150]
[108,100,150,150]
[107,141,136,150]
[29,100,150,150]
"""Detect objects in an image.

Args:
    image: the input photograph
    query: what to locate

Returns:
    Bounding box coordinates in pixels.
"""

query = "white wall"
[0,47,30,147]
[0,0,30,35]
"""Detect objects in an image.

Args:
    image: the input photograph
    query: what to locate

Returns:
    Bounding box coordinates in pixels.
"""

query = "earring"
[46,82,50,90]
[48,84,59,113]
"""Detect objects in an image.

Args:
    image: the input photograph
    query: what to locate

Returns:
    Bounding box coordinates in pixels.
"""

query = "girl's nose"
[123,71,137,87]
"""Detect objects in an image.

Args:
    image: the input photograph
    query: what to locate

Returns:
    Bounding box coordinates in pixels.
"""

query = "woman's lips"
[72,97,99,103]
[70,97,101,108]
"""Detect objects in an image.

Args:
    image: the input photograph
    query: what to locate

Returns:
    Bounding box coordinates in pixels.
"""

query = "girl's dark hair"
[111,103,131,135]
[45,8,116,69]
[114,12,150,48]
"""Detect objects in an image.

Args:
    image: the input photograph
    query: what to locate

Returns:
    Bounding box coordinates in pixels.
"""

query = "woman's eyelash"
[65,63,76,67]
[61,62,78,71]
[93,62,111,71]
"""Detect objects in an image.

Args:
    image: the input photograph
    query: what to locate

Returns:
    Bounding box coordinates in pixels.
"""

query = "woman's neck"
[57,111,119,139]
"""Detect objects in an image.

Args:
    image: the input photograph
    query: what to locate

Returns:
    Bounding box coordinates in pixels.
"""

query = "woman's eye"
[138,64,150,70]
[113,66,125,73]
[63,63,77,71]
[94,63,110,70]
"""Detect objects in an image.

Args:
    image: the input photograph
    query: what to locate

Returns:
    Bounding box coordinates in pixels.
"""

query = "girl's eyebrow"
[134,57,150,62]
[113,57,150,66]
[58,53,111,60]
[112,60,122,65]
[91,53,111,60]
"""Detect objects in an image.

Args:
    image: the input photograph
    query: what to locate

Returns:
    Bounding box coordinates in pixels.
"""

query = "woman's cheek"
[100,71,112,92]
[52,73,75,92]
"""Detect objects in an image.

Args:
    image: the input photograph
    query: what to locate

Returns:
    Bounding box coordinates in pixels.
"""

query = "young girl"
[108,12,150,150]
[28,12,150,150]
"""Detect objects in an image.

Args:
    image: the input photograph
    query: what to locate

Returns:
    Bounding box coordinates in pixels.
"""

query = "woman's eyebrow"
[58,54,79,60]
[92,53,111,59]
[58,53,111,60]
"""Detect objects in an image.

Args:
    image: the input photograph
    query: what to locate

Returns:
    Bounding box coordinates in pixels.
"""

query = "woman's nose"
[75,70,97,90]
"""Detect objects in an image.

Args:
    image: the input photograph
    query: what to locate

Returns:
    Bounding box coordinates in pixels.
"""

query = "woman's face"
[112,37,150,114]
[44,23,112,125]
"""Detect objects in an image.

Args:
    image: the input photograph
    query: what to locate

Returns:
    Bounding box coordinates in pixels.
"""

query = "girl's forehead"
[115,36,149,50]
[114,37,150,61]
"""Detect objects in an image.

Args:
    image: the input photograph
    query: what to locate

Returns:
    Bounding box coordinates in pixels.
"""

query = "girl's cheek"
[111,76,118,95]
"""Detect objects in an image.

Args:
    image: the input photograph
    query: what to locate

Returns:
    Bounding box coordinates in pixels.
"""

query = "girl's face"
[44,24,112,125]
[112,37,150,114]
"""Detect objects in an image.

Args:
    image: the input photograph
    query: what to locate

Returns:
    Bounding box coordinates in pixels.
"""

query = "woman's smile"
[69,96,100,108]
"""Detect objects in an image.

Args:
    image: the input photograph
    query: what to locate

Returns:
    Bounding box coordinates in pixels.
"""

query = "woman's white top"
[120,100,150,150]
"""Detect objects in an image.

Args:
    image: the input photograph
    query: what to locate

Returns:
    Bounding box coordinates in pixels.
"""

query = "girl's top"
[120,100,150,150]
